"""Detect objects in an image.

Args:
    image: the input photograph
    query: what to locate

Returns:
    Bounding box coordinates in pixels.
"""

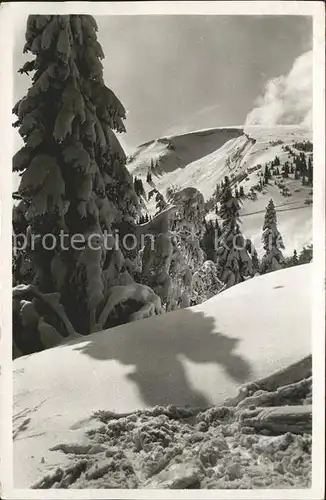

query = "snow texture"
[13,264,311,487]
[30,377,312,489]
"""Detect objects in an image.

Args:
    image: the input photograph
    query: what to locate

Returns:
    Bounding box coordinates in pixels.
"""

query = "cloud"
[245,51,312,128]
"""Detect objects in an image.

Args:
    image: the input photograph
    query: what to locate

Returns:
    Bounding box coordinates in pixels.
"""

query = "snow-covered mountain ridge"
[128,125,311,198]
[128,126,244,179]
[127,125,313,256]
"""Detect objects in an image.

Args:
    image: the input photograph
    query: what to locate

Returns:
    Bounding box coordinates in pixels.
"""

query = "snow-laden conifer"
[260,199,285,274]
[12,15,156,336]
[215,177,256,287]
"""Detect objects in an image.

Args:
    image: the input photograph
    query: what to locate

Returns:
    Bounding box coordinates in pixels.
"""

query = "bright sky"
[13,15,312,153]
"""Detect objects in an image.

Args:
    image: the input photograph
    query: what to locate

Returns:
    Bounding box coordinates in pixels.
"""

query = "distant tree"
[292,249,298,266]
[307,156,313,185]
[166,186,174,200]
[283,162,289,178]
[213,183,221,201]
[146,171,152,183]
[215,178,256,287]
[155,191,167,213]
[298,245,313,264]
[214,217,221,238]
[273,155,280,166]
[166,184,180,200]
[148,188,156,201]
[201,220,217,262]
[249,186,257,200]
[260,199,285,274]
[285,249,299,268]
[134,177,145,198]
[140,178,145,194]
[293,140,313,152]
[301,153,307,185]
[245,238,260,275]
[294,162,301,180]
[239,185,245,197]
[264,165,270,184]
[302,171,306,185]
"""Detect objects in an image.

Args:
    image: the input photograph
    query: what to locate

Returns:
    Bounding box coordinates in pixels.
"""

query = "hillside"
[128,127,244,177]
[13,264,311,488]
[128,125,313,256]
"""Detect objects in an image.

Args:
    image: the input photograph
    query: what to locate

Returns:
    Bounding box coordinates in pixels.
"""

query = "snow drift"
[13,264,311,487]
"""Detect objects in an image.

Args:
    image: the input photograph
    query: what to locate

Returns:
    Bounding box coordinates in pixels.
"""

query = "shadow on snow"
[72,307,253,408]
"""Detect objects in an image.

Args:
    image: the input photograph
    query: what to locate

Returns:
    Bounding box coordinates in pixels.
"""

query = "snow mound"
[13,264,311,487]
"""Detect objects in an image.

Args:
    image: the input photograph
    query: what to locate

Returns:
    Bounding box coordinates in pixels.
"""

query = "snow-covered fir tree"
[139,187,224,311]
[307,155,313,185]
[12,15,162,348]
[134,177,145,198]
[215,177,256,288]
[264,164,270,184]
[260,199,285,274]
[146,170,152,183]
[298,244,313,264]
[292,249,298,266]
[245,238,260,275]
[155,191,168,214]
[201,220,217,262]
[144,188,204,310]
[191,260,225,305]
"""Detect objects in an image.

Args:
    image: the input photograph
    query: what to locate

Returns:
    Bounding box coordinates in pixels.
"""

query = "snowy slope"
[128,125,313,255]
[13,264,312,487]
[128,127,244,177]
[128,125,311,200]
[238,182,312,256]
